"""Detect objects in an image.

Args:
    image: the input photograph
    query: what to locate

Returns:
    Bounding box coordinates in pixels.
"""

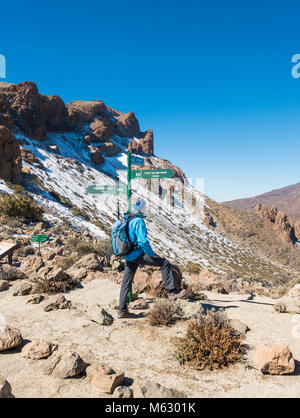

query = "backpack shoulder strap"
[125,215,140,243]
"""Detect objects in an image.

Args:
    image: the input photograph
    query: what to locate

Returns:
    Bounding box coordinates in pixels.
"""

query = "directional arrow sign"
[130,169,174,180]
[87,185,127,195]
[31,234,47,243]
[131,155,145,166]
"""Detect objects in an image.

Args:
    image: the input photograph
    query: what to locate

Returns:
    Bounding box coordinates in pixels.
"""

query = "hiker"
[118,199,187,319]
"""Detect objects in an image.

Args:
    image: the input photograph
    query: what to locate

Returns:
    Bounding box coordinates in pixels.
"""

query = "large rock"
[0,326,23,352]
[115,111,140,138]
[90,149,104,165]
[0,125,22,184]
[176,299,201,319]
[43,351,87,379]
[67,100,106,127]
[128,129,154,156]
[20,255,44,276]
[132,381,187,398]
[0,81,68,140]
[0,376,14,398]
[21,340,58,360]
[68,253,103,274]
[90,117,114,142]
[86,363,124,394]
[252,344,295,375]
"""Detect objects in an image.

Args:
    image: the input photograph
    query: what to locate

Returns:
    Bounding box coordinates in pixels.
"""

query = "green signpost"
[31,234,47,256]
[130,168,174,180]
[87,152,175,302]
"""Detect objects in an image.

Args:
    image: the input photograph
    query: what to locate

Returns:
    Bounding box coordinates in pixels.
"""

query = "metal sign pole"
[127,152,132,214]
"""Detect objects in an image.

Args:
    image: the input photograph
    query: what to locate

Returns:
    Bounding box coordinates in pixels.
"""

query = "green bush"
[0,193,43,220]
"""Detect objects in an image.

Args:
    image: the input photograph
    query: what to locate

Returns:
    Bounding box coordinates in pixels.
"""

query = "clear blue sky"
[1,0,300,201]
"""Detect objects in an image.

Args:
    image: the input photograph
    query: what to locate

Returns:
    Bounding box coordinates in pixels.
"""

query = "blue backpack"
[111,215,137,257]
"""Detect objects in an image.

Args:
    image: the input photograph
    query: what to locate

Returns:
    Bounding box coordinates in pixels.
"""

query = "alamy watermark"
[0,54,6,78]
[291,54,300,79]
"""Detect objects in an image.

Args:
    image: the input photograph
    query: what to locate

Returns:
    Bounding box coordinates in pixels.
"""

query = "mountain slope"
[0,81,299,279]
[223,182,300,221]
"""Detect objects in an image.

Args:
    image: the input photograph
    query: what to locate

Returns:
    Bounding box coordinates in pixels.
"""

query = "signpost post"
[31,234,47,256]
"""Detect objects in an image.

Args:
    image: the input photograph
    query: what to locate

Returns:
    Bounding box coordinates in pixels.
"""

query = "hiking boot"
[168,289,187,300]
[117,311,137,319]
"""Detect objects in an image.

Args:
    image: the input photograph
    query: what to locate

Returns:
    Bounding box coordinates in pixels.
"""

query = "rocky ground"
[1,264,300,398]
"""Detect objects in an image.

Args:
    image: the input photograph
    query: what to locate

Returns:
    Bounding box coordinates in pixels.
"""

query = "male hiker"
[118,199,187,319]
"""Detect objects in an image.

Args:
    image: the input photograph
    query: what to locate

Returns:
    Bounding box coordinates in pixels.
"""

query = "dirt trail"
[0,278,300,398]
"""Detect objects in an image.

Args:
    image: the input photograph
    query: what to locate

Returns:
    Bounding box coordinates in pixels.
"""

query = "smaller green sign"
[31,234,47,243]
[131,156,145,166]
[87,185,127,195]
[130,169,174,180]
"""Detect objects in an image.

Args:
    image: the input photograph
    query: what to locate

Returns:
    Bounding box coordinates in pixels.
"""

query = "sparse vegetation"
[34,277,78,294]
[65,238,110,257]
[147,300,183,327]
[173,310,247,370]
[0,192,43,220]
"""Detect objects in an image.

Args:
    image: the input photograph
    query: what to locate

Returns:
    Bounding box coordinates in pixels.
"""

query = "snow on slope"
[15,130,289,276]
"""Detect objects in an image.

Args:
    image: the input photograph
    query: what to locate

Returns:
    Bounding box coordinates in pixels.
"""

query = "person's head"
[133,199,147,214]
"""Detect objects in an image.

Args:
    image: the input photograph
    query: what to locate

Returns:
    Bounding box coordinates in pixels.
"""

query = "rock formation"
[0,125,22,184]
[128,129,154,155]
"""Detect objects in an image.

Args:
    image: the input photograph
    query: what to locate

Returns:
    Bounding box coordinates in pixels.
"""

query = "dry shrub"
[0,193,43,220]
[273,301,287,313]
[173,310,247,370]
[65,238,110,257]
[55,255,77,270]
[0,265,25,281]
[34,277,78,294]
[147,300,183,327]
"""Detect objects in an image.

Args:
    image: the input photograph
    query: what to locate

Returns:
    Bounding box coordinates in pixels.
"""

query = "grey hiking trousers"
[119,254,176,312]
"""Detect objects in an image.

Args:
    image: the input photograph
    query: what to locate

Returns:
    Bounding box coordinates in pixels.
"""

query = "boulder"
[134,269,150,284]
[0,280,9,292]
[132,381,187,398]
[20,255,44,276]
[43,350,87,379]
[44,295,72,312]
[0,125,22,184]
[68,253,103,274]
[252,344,295,375]
[87,305,114,325]
[90,117,114,142]
[13,281,32,296]
[91,149,104,165]
[0,326,23,352]
[0,376,14,398]
[67,267,87,281]
[22,340,58,360]
[86,363,124,394]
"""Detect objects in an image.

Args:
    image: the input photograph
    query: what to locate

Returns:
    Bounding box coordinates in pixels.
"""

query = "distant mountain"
[223,182,300,221]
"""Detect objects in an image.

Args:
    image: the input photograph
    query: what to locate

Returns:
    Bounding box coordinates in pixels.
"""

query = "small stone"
[132,381,187,398]
[129,299,149,310]
[43,350,87,379]
[0,326,23,352]
[0,280,9,292]
[26,295,44,304]
[87,363,124,394]
[44,295,72,312]
[228,319,250,336]
[21,340,58,360]
[13,281,32,296]
[87,305,113,325]
[252,344,295,375]
[0,376,14,398]
[112,386,133,398]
